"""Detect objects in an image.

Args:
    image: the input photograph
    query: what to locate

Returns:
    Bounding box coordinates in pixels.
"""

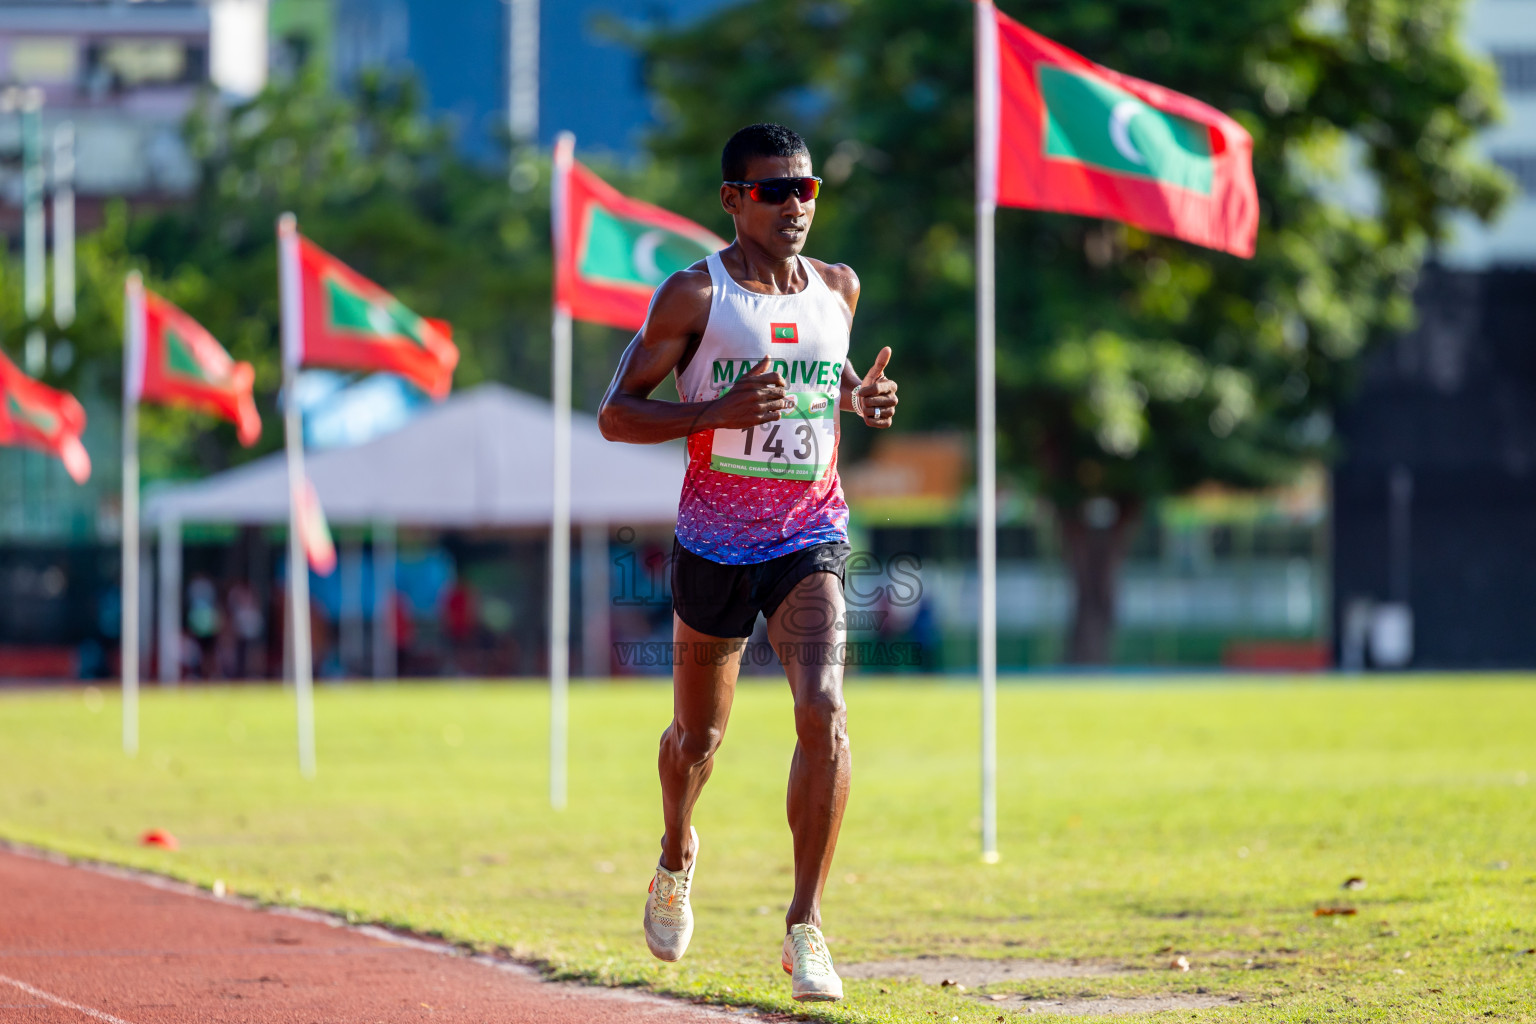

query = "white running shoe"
[644,826,697,962]
[781,922,844,1001]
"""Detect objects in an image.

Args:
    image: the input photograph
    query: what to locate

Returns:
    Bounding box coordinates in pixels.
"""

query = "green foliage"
[637,0,1511,505]
[3,679,1535,1023]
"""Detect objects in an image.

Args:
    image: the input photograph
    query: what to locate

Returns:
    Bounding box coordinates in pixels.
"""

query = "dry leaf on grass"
[1314,906,1358,916]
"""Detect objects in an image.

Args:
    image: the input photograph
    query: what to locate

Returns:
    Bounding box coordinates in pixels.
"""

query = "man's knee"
[794,686,847,751]
[666,723,725,767]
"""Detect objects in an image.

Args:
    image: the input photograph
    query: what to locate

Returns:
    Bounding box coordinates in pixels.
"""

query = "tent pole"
[372,520,397,680]
[157,515,180,687]
[279,213,316,779]
[581,522,610,678]
[975,0,1001,864]
[340,535,364,675]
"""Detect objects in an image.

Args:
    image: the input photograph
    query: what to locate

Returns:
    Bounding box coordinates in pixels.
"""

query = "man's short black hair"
[721,123,810,182]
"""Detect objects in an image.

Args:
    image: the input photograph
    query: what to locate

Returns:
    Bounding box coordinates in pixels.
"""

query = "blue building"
[541,0,735,153]
[328,0,739,160]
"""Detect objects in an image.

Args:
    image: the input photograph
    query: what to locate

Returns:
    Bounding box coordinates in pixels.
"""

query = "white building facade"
[0,0,266,207]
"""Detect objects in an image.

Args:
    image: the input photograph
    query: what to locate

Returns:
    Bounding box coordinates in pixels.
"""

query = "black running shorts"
[670,537,851,639]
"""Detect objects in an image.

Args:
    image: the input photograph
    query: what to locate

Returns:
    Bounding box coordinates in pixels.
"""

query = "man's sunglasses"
[724,176,822,205]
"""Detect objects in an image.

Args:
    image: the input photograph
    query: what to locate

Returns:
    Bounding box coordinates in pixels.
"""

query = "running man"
[597,123,898,1002]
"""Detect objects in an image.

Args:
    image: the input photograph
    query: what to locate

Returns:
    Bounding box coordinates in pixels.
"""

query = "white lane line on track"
[0,973,139,1024]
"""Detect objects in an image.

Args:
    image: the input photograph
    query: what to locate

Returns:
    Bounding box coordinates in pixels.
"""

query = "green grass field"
[1,678,1533,1022]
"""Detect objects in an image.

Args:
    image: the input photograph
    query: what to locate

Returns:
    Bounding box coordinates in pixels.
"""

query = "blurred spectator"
[268,588,287,679]
[229,583,266,679]
[187,577,221,679]
[215,608,240,680]
[442,579,478,674]
[393,590,416,675]
[77,637,105,680]
[179,632,202,680]
[480,594,518,676]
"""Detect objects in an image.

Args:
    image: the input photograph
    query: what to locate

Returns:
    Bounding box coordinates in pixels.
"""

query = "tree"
[637,0,1509,662]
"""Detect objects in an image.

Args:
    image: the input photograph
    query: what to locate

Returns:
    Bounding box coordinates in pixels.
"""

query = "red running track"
[0,848,744,1024]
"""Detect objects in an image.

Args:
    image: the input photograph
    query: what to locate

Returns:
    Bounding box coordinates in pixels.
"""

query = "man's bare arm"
[597,267,795,444]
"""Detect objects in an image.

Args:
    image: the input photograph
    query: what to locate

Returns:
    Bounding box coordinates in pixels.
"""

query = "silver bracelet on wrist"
[851,387,865,418]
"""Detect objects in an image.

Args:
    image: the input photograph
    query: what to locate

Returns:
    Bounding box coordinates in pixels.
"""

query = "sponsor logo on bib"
[770,322,799,343]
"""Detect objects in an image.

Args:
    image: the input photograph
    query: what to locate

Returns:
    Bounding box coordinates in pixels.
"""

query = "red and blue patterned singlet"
[673,252,851,565]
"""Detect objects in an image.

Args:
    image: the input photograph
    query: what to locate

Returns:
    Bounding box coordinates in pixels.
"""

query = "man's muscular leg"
[767,571,850,931]
[658,615,746,872]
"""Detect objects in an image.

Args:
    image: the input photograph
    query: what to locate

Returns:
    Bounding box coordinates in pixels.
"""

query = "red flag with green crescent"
[554,135,729,330]
[977,2,1258,257]
[0,348,91,483]
[127,277,262,446]
[296,475,337,576]
[280,223,458,399]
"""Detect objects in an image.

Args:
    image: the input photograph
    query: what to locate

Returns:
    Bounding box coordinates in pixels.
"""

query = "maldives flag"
[0,349,91,483]
[278,216,458,398]
[126,274,261,446]
[296,476,337,576]
[977,2,1258,258]
[553,134,728,330]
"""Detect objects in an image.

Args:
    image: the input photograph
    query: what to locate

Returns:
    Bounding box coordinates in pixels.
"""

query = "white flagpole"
[975,0,1001,864]
[121,272,145,756]
[550,305,572,809]
[548,131,576,810]
[279,212,316,779]
[53,123,75,329]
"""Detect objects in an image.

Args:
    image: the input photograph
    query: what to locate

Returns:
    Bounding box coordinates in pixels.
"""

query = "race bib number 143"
[711,390,836,482]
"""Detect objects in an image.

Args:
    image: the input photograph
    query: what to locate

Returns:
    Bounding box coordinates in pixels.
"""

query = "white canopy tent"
[143,382,683,683]
[146,382,683,528]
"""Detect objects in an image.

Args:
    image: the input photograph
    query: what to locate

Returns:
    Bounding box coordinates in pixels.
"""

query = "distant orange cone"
[140,829,178,850]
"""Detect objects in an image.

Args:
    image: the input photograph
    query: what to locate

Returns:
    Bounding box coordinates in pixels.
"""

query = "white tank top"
[673,251,852,565]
